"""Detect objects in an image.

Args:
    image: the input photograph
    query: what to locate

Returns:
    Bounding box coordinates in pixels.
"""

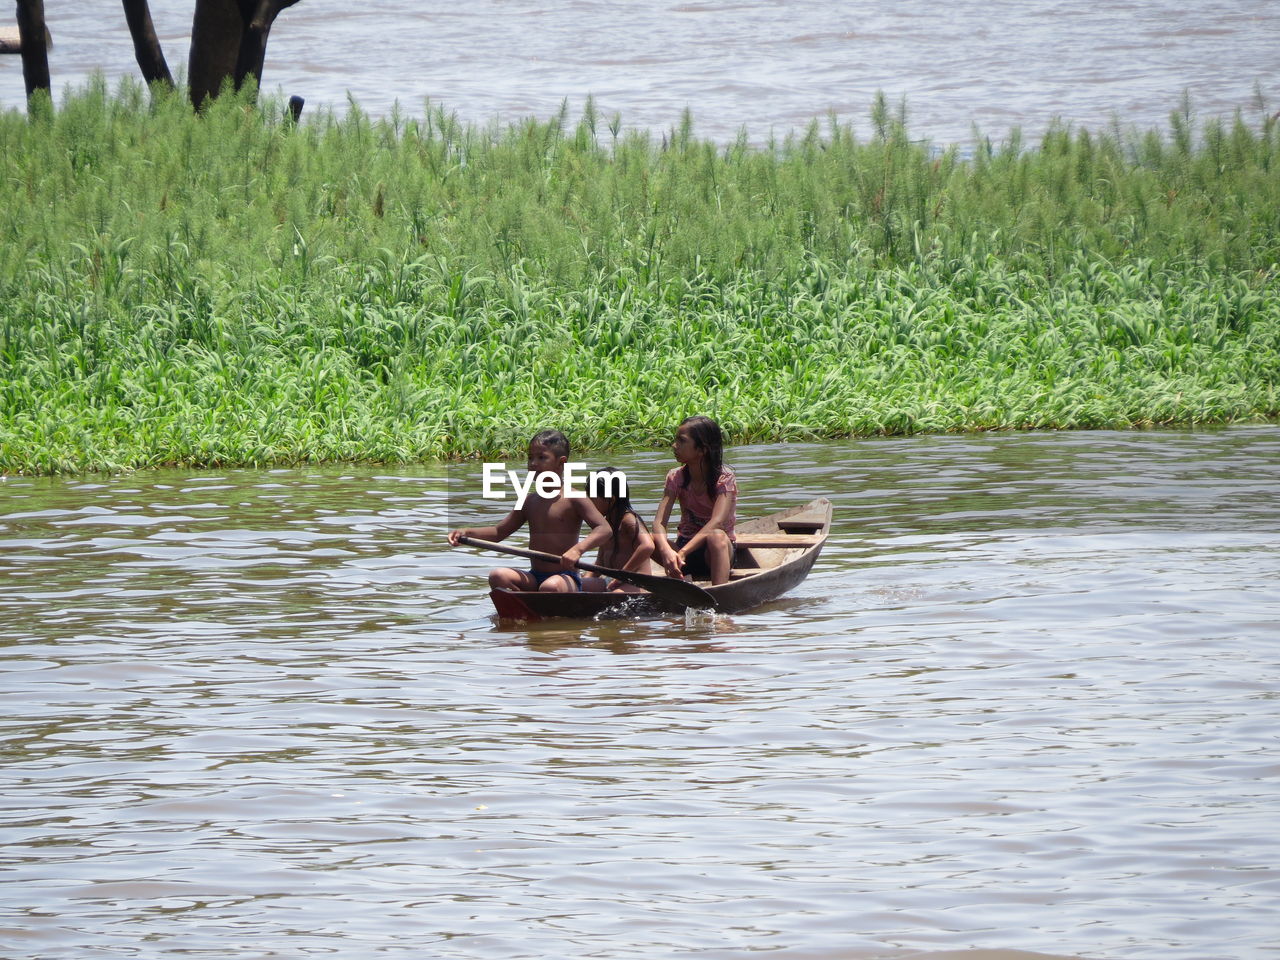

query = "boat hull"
[488,497,832,621]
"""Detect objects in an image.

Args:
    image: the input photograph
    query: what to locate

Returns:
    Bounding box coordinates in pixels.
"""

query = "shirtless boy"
[448,429,612,593]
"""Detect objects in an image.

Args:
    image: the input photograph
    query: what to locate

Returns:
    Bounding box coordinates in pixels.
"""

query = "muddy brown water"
[2,425,1278,958]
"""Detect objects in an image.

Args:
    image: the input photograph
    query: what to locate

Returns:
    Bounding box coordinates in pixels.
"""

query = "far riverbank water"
[2,1,1277,144]
[2,426,1278,958]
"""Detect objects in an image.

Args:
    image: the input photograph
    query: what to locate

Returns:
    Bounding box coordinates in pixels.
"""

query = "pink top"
[664,466,737,541]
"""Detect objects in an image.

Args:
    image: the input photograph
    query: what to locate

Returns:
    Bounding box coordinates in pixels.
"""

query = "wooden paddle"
[457,535,717,609]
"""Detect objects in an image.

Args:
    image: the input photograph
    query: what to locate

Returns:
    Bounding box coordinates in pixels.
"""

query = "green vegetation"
[2,80,1278,473]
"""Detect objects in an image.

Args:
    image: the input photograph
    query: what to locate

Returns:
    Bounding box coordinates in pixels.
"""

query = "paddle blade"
[616,568,718,610]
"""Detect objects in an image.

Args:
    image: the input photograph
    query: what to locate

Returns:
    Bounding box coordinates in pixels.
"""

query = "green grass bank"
[2,81,1278,474]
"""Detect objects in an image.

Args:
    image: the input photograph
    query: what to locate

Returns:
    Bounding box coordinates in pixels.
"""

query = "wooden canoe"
[488,497,832,621]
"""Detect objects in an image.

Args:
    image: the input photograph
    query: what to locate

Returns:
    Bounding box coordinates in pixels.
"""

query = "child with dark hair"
[581,467,655,593]
[448,429,611,593]
[651,415,738,585]
[529,428,569,459]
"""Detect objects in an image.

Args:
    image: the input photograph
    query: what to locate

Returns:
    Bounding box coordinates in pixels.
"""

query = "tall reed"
[1,79,1277,473]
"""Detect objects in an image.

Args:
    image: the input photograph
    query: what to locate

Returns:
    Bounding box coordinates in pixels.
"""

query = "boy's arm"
[563,497,611,568]
[448,509,524,546]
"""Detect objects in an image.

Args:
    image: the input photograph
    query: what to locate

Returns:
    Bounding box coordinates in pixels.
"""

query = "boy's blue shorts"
[529,567,582,591]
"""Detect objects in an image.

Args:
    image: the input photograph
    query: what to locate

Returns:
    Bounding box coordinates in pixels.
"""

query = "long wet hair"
[678,415,725,500]
[594,466,648,548]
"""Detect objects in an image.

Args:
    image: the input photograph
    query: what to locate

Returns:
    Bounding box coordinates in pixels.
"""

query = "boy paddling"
[448,429,612,593]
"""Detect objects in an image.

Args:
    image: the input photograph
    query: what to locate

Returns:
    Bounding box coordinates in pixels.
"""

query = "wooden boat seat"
[776,515,827,530]
[734,533,824,548]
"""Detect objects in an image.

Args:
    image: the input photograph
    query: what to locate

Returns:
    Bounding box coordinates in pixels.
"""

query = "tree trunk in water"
[189,0,243,109]
[234,0,277,92]
[235,0,302,91]
[14,0,51,99]
[121,0,173,87]
[188,0,301,110]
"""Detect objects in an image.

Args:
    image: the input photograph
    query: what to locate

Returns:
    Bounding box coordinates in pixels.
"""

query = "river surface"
[3,1,1278,145]
[2,425,1278,959]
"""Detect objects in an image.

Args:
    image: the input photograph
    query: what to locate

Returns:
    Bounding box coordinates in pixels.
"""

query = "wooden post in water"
[1,23,49,53]
[1,27,25,54]
[14,1,52,98]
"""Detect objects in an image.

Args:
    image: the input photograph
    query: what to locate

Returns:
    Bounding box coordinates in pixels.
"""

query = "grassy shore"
[1,81,1277,473]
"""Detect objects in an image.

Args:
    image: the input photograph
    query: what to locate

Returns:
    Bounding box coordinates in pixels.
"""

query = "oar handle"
[457,535,623,578]
[456,535,717,609]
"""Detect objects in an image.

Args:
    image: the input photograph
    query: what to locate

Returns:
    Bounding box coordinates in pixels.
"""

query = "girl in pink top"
[652,415,738,585]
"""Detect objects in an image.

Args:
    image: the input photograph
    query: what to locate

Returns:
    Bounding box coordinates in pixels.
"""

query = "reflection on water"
[2,1,1276,144]
[2,426,1279,959]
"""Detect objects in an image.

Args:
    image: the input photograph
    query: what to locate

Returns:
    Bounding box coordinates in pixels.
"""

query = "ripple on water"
[1,428,1278,958]
[1,0,1278,146]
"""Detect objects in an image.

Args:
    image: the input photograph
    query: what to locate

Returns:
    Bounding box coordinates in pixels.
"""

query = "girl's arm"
[651,492,682,575]
[619,514,655,573]
[674,489,734,559]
